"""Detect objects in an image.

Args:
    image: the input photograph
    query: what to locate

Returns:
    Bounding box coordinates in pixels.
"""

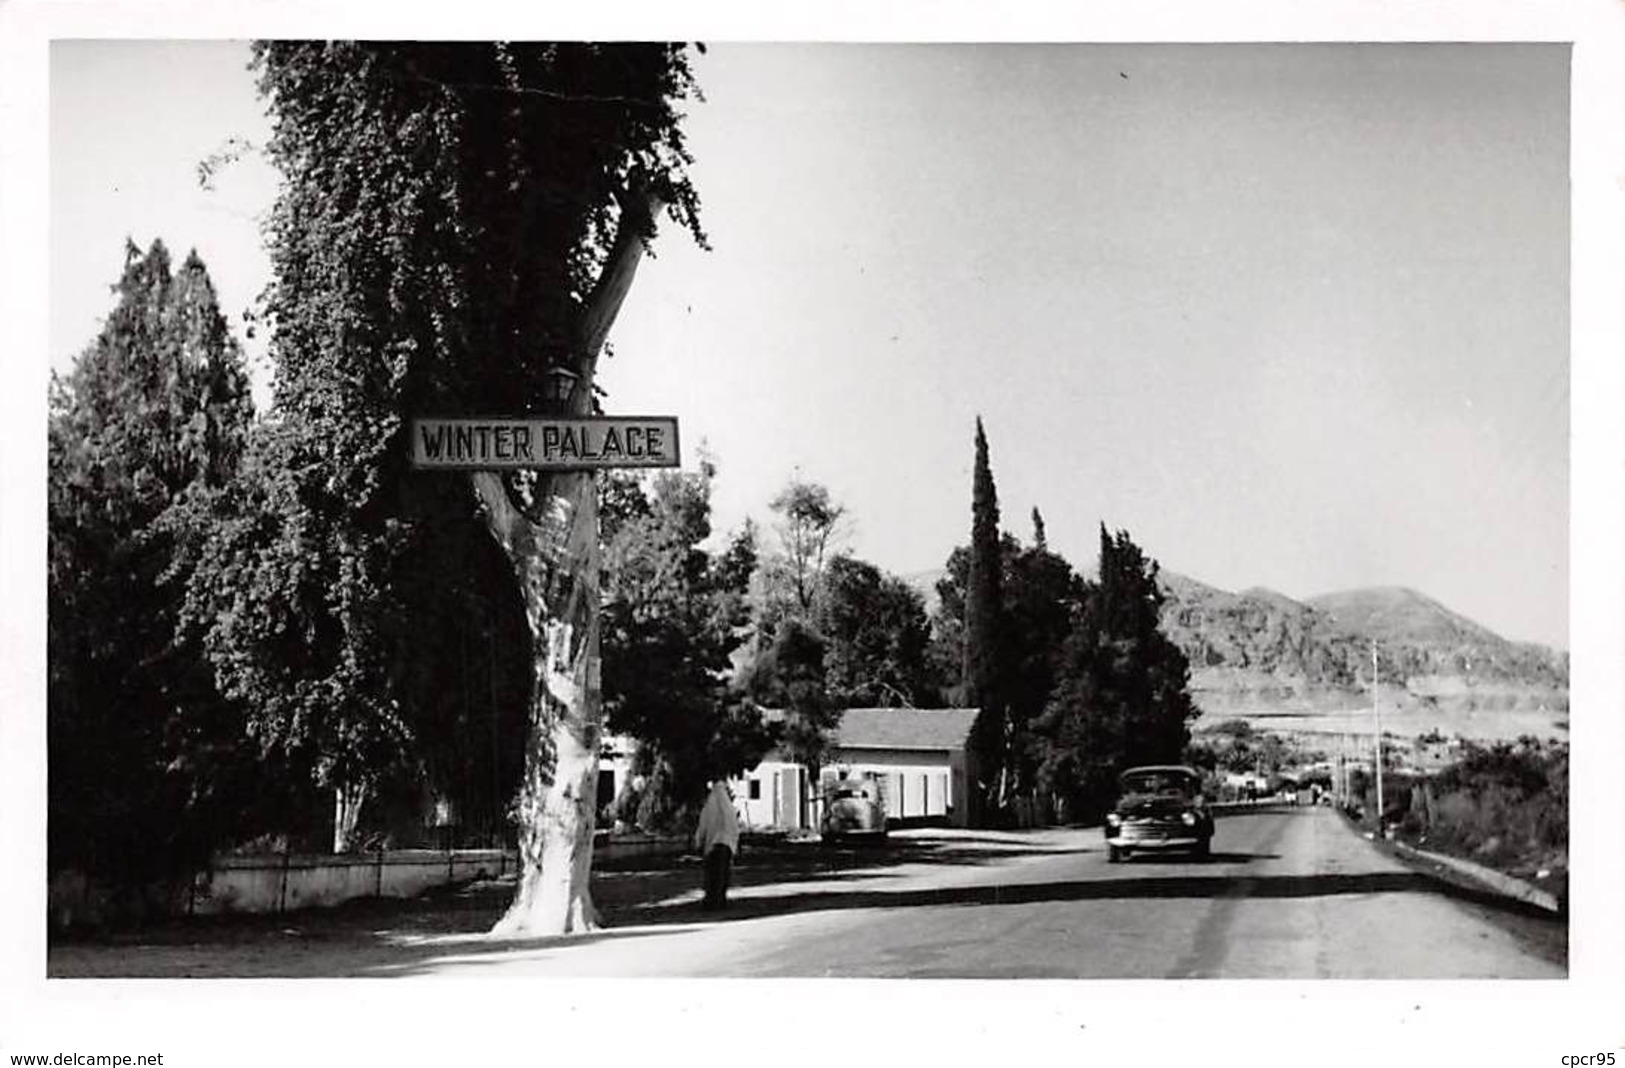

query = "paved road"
[681,805,1564,979]
[354,804,1562,979]
[47,804,1564,978]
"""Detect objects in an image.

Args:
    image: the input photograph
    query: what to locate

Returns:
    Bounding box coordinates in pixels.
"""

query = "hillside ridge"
[906,563,1565,738]
[1155,573,1567,737]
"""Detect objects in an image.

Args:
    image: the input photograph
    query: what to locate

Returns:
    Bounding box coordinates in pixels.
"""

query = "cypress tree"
[964,417,1005,820]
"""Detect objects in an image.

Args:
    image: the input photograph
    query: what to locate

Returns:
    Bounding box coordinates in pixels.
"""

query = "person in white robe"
[693,781,740,910]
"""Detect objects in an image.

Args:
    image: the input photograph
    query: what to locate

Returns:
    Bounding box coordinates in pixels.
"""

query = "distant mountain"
[1158,572,1368,688]
[1306,587,1501,648]
[905,562,1566,739]
[1156,575,1568,734]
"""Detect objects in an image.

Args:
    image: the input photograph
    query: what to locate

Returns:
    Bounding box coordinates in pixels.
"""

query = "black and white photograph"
[4,3,1624,1065]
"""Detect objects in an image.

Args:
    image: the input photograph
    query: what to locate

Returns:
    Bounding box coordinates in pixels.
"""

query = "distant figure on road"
[695,781,740,911]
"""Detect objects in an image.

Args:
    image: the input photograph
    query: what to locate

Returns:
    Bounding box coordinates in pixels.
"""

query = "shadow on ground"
[48,819,1562,979]
[49,810,1566,977]
[46,834,1077,977]
[610,867,1556,930]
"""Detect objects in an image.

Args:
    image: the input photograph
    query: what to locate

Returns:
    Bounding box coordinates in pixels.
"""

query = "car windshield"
[1120,771,1195,797]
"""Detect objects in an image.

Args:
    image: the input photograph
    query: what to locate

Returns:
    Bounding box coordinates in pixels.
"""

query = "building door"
[781,770,802,831]
[902,772,925,818]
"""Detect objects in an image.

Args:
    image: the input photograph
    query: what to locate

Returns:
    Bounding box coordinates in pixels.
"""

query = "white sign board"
[410,416,680,471]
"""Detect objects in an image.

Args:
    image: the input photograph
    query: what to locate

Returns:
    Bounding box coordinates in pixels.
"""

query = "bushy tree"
[748,619,840,777]
[185,42,706,935]
[740,473,953,786]
[1031,526,1198,819]
[933,522,1086,821]
[1000,531,1089,804]
[735,476,850,777]
[819,555,939,709]
[48,240,282,894]
[1414,737,1567,872]
[767,477,846,616]
[1435,736,1566,803]
[1188,720,1299,777]
[600,464,774,829]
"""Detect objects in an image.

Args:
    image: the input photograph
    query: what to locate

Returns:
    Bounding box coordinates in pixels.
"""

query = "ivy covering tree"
[48,240,278,896]
[184,42,706,936]
[1031,526,1198,820]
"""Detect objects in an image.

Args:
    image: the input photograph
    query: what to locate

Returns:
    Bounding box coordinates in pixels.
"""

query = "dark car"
[1104,765,1213,863]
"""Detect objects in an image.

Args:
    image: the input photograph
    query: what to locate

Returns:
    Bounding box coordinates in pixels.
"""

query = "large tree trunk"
[473,191,661,938]
[477,468,603,936]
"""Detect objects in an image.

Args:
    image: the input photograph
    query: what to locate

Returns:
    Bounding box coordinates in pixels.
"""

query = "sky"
[49,41,1570,649]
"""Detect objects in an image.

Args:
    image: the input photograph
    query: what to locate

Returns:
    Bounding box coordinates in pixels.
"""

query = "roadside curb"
[1389,840,1564,916]
[1331,807,1564,917]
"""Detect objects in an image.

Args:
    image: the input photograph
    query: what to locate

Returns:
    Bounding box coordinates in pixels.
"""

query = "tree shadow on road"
[592,837,1083,913]
[612,866,1567,932]
[1114,851,1281,865]
[57,817,1562,979]
[48,858,1563,978]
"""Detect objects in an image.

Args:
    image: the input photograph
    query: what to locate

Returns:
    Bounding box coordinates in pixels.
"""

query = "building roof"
[832,707,980,752]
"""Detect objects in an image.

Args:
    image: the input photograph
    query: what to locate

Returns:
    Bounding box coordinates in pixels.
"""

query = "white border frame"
[4,4,1620,1064]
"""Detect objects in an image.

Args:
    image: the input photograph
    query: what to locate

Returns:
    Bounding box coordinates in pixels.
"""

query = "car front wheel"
[1107,845,1125,863]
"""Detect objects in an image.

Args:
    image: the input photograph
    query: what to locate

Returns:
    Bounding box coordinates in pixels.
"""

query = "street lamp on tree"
[544,365,580,413]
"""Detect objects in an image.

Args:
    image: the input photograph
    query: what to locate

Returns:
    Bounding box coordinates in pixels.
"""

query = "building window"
[748,778,761,800]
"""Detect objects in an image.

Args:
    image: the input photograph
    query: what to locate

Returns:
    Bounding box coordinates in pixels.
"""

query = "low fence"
[188,849,512,917]
[50,832,691,928]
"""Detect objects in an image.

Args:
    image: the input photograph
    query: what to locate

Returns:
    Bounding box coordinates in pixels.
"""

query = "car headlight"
[1106,812,1121,826]
[1181,811,1197,826]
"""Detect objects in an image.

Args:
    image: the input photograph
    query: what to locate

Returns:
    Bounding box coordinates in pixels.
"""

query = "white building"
[730,707,981,831]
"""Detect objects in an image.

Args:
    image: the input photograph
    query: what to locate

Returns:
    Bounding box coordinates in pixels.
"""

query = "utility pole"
[1372,642,1385,836]
[1338,723,1351,807]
